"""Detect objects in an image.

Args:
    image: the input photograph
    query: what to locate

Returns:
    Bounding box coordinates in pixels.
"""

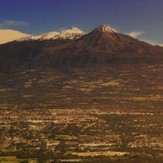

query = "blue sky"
[0,0,163,45]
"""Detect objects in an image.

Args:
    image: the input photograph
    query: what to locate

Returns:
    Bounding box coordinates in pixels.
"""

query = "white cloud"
[141,39,163,47]
[0,20,30,29]
[0,29,29,44]
[127,31,144,38]
[127,31,163,47]
[141,39,156,45]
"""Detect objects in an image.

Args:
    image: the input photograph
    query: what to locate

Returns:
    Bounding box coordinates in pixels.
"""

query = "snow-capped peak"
[94,24,118,33]
[60,27,85,34]
[19,27,86,41]
[56,27,86,40]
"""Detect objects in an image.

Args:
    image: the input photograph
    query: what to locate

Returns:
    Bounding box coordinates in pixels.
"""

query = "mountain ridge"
[20,27,86,41]
[1,25,163,47]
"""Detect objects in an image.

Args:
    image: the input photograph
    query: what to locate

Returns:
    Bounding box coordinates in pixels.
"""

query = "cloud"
[141,39,156,45]
[127,31,163,47]
[141,39,163,47]
[0,20,30,29]
[127,31,144,38]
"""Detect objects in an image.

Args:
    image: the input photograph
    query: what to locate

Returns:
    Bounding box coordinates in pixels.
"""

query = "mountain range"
[0,24,163,72]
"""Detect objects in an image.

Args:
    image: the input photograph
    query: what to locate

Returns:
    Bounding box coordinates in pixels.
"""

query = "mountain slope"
[0,29,30,44]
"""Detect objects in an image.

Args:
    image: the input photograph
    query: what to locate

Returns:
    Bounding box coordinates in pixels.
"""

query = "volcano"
[0,24,163,71]
[42,24,163,66]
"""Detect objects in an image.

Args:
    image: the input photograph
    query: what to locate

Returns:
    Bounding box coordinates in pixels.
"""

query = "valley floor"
[0,64,163,162]
[0,107,163,162]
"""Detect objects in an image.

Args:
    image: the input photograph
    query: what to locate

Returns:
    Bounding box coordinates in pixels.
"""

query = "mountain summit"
[93,24,118,33]
[72,24,121,51]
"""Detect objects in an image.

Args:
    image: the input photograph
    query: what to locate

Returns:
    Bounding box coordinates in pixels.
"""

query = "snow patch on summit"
[60,27,84,34]
[94,25,118,33]
[20,27,86,41]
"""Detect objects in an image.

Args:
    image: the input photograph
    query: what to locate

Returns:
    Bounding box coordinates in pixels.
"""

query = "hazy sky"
[0,0,163,45]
